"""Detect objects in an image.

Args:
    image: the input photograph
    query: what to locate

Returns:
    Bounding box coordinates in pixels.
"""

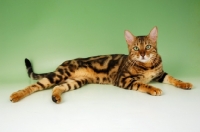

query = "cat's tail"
[25,58,50,80]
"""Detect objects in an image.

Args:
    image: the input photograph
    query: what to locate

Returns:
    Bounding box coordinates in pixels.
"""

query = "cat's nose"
[141,53,145,58]
[140,53,145,59]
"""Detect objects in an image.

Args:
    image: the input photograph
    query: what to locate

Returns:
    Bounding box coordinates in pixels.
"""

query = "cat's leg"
[128,81,162,96]
[52,78,88,104]
[10,78,53,102]
[117,78,162,96]
[154,72,193,89]
[10,72,64,102]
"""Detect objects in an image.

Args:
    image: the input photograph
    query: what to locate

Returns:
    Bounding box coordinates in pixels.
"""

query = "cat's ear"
[125,30,135,45]
[149,26,158,42]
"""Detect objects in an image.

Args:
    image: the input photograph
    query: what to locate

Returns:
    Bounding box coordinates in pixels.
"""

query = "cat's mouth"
[137,55,151,63]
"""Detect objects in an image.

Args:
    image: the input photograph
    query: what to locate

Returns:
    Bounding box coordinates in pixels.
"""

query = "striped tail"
[25,58,50,80]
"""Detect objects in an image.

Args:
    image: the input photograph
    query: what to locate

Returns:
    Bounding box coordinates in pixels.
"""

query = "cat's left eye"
[145,45,151,50]
[133,46,139,51]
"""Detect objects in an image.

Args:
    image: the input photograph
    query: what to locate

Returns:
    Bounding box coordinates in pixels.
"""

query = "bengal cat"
[10,27,193,104]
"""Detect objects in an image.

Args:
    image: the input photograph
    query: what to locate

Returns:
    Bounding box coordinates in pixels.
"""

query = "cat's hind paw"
[52,95,62,104]
[10,90,25,103]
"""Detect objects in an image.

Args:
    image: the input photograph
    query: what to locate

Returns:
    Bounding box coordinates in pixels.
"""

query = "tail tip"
[25,58,31,67]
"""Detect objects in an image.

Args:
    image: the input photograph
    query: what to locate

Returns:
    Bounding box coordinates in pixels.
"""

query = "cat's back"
[58,54,127,84]
[61,54,126,67]
[76,54,126,63]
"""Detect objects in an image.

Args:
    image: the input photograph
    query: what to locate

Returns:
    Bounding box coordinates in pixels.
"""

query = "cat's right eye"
[133,46,139,51]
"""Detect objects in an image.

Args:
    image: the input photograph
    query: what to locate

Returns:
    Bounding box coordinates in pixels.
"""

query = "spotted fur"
[10,27,193,103]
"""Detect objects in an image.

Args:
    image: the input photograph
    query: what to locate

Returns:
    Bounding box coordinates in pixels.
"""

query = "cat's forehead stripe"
[136,36,147,45]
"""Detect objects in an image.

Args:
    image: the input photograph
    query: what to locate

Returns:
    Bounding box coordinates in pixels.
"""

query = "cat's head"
[125,27,158,63]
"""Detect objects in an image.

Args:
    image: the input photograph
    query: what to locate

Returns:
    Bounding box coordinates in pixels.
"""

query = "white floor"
[0,77,200,132]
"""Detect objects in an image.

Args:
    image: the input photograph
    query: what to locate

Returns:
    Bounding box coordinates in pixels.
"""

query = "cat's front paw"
[10,90,25,103]
[147,87,162,96]
[176,82,193,90]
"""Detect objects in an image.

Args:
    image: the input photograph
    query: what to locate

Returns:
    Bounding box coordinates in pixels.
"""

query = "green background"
[0,0,200,84]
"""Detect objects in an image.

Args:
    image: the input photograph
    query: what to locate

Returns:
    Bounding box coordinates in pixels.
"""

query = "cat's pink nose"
[141,54,145,58]
[140,52,145,57]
